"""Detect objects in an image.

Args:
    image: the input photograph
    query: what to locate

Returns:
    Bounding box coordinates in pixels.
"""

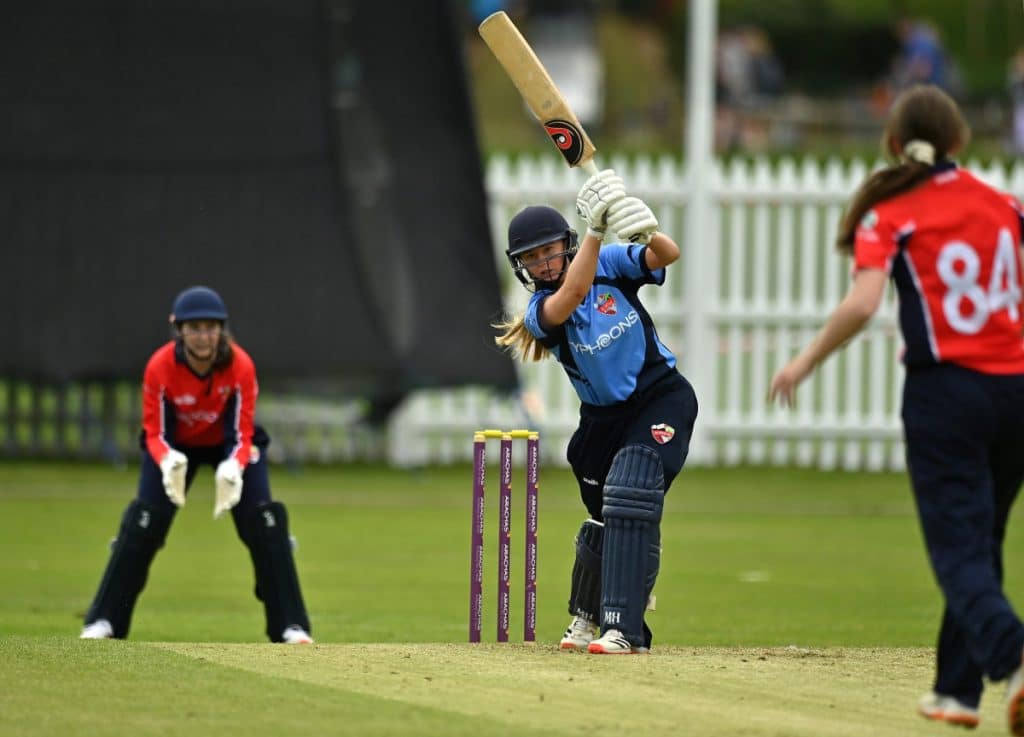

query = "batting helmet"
[506,206,578,291]
[170,286,228,324]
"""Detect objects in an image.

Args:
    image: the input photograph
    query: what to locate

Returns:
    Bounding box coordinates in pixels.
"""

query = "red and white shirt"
[141,341,258,465]
[854,163,1024,374]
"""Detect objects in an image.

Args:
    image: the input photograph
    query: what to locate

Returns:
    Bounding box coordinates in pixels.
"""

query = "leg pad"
[237,501,311,642]
[84,498,173,638]
[568,519,603,622]
[601,446,664,646]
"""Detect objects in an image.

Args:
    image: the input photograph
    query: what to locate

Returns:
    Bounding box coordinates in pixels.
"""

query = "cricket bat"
[478,11,599,175]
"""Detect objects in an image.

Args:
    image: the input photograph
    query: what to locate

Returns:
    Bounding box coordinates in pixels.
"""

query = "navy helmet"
[170,286,228,325]
[506,206,578,291]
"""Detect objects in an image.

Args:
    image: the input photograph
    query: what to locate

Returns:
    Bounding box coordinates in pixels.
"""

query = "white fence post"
[680,0,718,464]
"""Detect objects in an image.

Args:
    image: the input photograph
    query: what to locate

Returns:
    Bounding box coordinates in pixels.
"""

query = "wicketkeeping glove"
[213,458,244,519]
[575,169,626,240]
[159,449,188,507]
[607,196,659,244]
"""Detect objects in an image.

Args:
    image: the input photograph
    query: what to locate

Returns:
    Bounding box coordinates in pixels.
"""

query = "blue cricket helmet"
[170,286,228,324]
[506,206,578,291]
[507,206,575,258]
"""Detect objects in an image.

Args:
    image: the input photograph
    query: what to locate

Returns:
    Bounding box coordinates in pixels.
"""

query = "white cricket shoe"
[1008,654,1024,736]
[559,616,599,651]
[282,626,314,644]
[79,619,113,640]
[587,628,645,655]
[917,691,980,729]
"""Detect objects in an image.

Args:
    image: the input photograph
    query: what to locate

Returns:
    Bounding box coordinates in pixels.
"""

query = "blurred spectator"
[1009,47,1024,154]
[714,26,785,153]
[716,26,785,107]
[717,28,753,108]
[891,18,962,97]
[745,27,785,102]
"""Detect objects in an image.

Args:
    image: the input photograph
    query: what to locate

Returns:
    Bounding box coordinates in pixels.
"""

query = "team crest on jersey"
[651,423,675,444]
[596,292,617,315]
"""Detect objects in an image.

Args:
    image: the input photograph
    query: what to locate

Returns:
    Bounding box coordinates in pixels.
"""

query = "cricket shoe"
[588,629,646,655]
[917,692,979,729]
[1009,653,1024,736]
[282,626,314,644]
[79,619,113,640]
[559,616,599,651]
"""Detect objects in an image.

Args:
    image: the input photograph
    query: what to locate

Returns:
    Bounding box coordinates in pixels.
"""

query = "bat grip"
[581,160,599,176]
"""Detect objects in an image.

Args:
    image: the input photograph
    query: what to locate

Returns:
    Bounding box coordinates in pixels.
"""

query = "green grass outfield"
[2,462,1022,736]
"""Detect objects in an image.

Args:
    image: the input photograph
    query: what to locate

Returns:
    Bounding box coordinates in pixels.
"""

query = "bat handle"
[581,159,599,177]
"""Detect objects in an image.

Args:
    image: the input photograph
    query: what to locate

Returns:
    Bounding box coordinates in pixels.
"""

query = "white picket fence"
[385,154,1024,471]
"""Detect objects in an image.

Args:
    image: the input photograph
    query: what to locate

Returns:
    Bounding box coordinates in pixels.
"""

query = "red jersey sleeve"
[224,345,258,467]
[853,207,902,273]
[141,343,175,464]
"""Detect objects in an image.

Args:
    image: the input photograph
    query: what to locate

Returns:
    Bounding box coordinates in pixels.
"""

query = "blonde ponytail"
[493,313,549,362]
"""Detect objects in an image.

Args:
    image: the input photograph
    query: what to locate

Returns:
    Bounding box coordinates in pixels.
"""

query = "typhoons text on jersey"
[569,310,640,355]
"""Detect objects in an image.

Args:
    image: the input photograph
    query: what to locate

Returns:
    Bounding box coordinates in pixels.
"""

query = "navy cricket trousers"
[902,363,1024,705]
[567,371,698,520]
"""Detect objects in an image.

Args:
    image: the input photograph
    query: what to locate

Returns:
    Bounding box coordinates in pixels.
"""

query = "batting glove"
[159,449,188,508]
[213,458,244,519]
[576,169,626,240]
[607,196,659,244]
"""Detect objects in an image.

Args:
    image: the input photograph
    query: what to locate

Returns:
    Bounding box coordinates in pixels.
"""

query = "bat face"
[479,11,597,171]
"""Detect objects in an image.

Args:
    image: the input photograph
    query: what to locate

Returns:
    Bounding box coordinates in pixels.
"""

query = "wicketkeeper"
[80,286,313,644]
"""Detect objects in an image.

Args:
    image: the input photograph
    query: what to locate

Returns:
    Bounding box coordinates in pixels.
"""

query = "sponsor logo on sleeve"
[856,209,881,242]
[859,209,878,230]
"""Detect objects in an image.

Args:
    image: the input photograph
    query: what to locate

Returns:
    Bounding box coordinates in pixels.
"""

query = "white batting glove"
[159,449,188,508]
[607,196,659,244]
[575,169,626,240]
[213,458,244,519]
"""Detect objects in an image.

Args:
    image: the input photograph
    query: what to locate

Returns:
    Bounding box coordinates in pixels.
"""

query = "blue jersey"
[524,244,677,406]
